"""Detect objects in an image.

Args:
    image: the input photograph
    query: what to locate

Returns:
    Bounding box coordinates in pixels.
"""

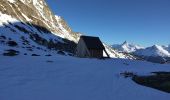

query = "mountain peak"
[122,41,128,45]
[112,41,143,53]
[152,45,160,49]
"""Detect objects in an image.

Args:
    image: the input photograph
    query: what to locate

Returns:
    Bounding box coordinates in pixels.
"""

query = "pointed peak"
[152,44,160,48]
[122,41,128,45]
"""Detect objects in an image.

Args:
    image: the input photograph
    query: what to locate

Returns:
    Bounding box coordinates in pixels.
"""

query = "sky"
[46,0,170,47]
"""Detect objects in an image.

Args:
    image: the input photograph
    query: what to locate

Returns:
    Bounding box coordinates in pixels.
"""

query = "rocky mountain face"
[0,0,80,42]
[0,0,81,55]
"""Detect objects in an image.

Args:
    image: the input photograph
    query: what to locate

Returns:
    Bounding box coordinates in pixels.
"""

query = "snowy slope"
[0,55,170,100]
[112,41,143,53]
[163,45,170,53]
[0,12,77,55]
[168,45,170,53]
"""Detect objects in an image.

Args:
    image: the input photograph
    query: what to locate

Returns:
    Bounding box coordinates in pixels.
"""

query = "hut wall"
[76,39,90,57]
[89,49,103,58]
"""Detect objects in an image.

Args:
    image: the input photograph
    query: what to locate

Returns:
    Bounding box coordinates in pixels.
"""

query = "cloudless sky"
[46,0,170,47]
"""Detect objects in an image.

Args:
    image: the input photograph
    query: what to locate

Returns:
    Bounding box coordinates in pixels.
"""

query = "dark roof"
[80,36,105,50]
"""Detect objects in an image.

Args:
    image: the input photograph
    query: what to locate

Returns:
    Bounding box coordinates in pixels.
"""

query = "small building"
[76,35,110,58]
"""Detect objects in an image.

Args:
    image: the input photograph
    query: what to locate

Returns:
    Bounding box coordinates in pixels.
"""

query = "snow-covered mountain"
[104,43,136,59]
[162,45,170,53]
[112,41,144,53]
[112,42,170,63]
[133,45,170,63]
[112,42,170,58]
[134,45,170,57]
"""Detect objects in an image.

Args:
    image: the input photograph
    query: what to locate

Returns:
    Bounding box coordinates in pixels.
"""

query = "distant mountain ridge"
[112,42,170,63]
[135,45,170,57]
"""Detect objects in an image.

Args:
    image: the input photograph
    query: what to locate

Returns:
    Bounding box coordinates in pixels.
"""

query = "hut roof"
[80,36,105,50]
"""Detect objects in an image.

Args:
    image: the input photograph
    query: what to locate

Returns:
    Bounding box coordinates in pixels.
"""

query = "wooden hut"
[76,36,110,58]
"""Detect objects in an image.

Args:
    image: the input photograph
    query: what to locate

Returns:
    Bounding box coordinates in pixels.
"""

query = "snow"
[33,0,46,20]
[163,45,170,53]
[0,12,65,46]
[0,12,18,26]
[7,0,16,3]
[0,54,170,100]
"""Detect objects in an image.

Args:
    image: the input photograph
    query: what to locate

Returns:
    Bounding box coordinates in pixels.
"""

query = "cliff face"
[0,0,80,42]
[0,0,81,54]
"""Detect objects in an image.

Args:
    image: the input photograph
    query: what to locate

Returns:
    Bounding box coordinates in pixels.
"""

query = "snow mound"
[7,0,16,3]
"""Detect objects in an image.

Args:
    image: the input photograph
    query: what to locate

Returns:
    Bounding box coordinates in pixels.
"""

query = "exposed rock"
[3,49,19,56]
[7,40,18,47]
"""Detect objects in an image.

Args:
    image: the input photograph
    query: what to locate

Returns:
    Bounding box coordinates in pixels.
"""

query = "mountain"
[0,0,80,42]
[112,41,170,58]
[133,45,170,63]
[162,45,170,53]
[104,43,136,59]
[112,41,144,53]
[112,42,170,63]
[134,45,170,57]
[0,0,80,55]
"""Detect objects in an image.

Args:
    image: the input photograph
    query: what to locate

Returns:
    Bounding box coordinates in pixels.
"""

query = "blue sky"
[46,0,170,47]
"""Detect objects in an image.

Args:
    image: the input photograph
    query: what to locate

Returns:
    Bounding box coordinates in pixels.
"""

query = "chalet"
[76,35,110,58]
